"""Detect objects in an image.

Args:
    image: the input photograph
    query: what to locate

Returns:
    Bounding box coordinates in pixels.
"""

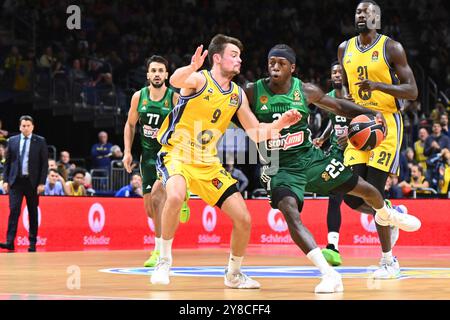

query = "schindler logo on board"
[84,203,110,246]
[261,209,292,244]
[18,206,47,247]
[198,205,220,244]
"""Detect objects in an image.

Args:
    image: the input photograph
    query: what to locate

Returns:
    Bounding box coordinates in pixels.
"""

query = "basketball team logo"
[22,206,42,232]
[88,203,106,234]
[202,206,217,232]
[147,217,155,233]
[267,209,288,233]
[360,214,377,233]
[229,93,239,107]
[372,51,379,62]
[260,95,268,104]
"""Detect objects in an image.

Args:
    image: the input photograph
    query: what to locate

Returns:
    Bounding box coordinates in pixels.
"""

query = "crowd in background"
[0,0,449,197]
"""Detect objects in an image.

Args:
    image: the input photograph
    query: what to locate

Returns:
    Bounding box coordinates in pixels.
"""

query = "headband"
[268,48,296,64]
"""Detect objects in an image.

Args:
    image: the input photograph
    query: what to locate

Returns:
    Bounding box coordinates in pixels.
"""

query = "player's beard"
[355,21,370,34]
[332,81,343,90]
[150,80,164,88]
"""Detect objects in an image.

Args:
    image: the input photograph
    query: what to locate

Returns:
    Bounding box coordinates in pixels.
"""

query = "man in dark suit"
[1,115,48,252]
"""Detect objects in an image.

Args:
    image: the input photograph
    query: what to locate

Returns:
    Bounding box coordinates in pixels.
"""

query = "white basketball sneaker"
[375,206,421,232]
[314,269,344,294]
[373,256,401,279]
[150,257,171,285]
[224,269,261,289]
[390,205,408,247]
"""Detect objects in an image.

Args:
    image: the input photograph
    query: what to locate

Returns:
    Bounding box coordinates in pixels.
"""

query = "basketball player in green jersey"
[313,61,349,266]
[245,44,421,293]
[123,55,190,268]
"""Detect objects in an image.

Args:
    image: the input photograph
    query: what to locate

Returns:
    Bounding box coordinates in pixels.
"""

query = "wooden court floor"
[0,245,449,300]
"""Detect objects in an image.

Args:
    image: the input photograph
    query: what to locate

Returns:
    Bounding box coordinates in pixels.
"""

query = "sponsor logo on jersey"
[212,178,223,190]
[142,99,148,106]
[260,95,268,104]
[197,130,213,145]
[143,125,159,139]
[164,99,169,108]
[203,95,210,101]
[260,105,268,111]
[321,171,331,182]
[334,125,348,137]
[372,51,379,62]
[369,151,375,161]
[229,93,239,107]
[293,90,301,101]
[266,131,304,151]
[208,87,214,94]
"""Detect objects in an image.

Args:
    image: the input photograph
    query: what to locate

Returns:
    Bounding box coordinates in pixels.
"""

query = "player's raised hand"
[279,109,302,127]
[190,45,208,71]
[122,153,133,173]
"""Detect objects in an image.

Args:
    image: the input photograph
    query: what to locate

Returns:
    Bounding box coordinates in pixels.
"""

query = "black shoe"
[326,243,340,253]
[0,242,15,251]
[28,245,36,252]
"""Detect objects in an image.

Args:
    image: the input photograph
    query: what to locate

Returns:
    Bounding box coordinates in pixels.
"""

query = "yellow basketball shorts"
[344,111,403,174]
[156,151,237,206]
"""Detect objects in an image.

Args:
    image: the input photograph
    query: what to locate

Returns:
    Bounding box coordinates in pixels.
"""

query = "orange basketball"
[348,114,385,151]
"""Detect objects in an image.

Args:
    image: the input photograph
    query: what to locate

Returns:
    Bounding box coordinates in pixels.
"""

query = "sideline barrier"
[0,196,448,251]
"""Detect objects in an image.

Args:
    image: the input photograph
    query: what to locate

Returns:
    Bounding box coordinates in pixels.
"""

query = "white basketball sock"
[160,238,173,264]
[382,250,394,262]
[375,204,390,220]
[328,232,340,250]
[227,254,244,274]
[307,248,333,275]
[155,237,162,252]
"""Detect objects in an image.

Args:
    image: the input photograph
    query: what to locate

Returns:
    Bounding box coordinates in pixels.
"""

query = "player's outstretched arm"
[237,89,301,143]
[123,91,140,173]
[169,45,207,94]
[355,40,418,100]
[305,82,385,128]
[337,41,353,100]
[313,119,333,147]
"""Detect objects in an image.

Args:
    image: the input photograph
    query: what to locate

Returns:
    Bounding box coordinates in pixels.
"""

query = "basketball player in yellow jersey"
[151,34,301,288]
[338,0,418,278]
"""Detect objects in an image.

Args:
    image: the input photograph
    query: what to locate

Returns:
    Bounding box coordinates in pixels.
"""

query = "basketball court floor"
[0,245,449,300]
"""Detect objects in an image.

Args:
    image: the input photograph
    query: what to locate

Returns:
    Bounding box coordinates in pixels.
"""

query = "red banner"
[0,196,448,252]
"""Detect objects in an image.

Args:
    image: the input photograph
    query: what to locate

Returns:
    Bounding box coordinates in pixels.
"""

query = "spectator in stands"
[114,173,143,198]
[414,127,429,170]
[398,165,430,197]
[438,149,450,195]
[0,119,9,145]
[110,145,123,163]
[425,122,450,189]
[430,102,447,124]
[399,147,417,183]
[57,151,76,179]
[384,175,402,199]
[91,131,113,171]
[224,159,249,194]
[65,168,86,196]
[424,122,450,158]
[39,46,56,69]
[441,113,449,137]
[69,59,88,83]
[48,159,57,170]
[44,168,65,196]
[3,46,21,87]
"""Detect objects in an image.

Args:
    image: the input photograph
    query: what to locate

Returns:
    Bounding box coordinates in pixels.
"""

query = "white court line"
[0,292,149,300]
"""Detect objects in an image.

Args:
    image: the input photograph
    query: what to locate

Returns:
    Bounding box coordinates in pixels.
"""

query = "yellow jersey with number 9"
[343,34,401,114]
[157,70,242,164]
